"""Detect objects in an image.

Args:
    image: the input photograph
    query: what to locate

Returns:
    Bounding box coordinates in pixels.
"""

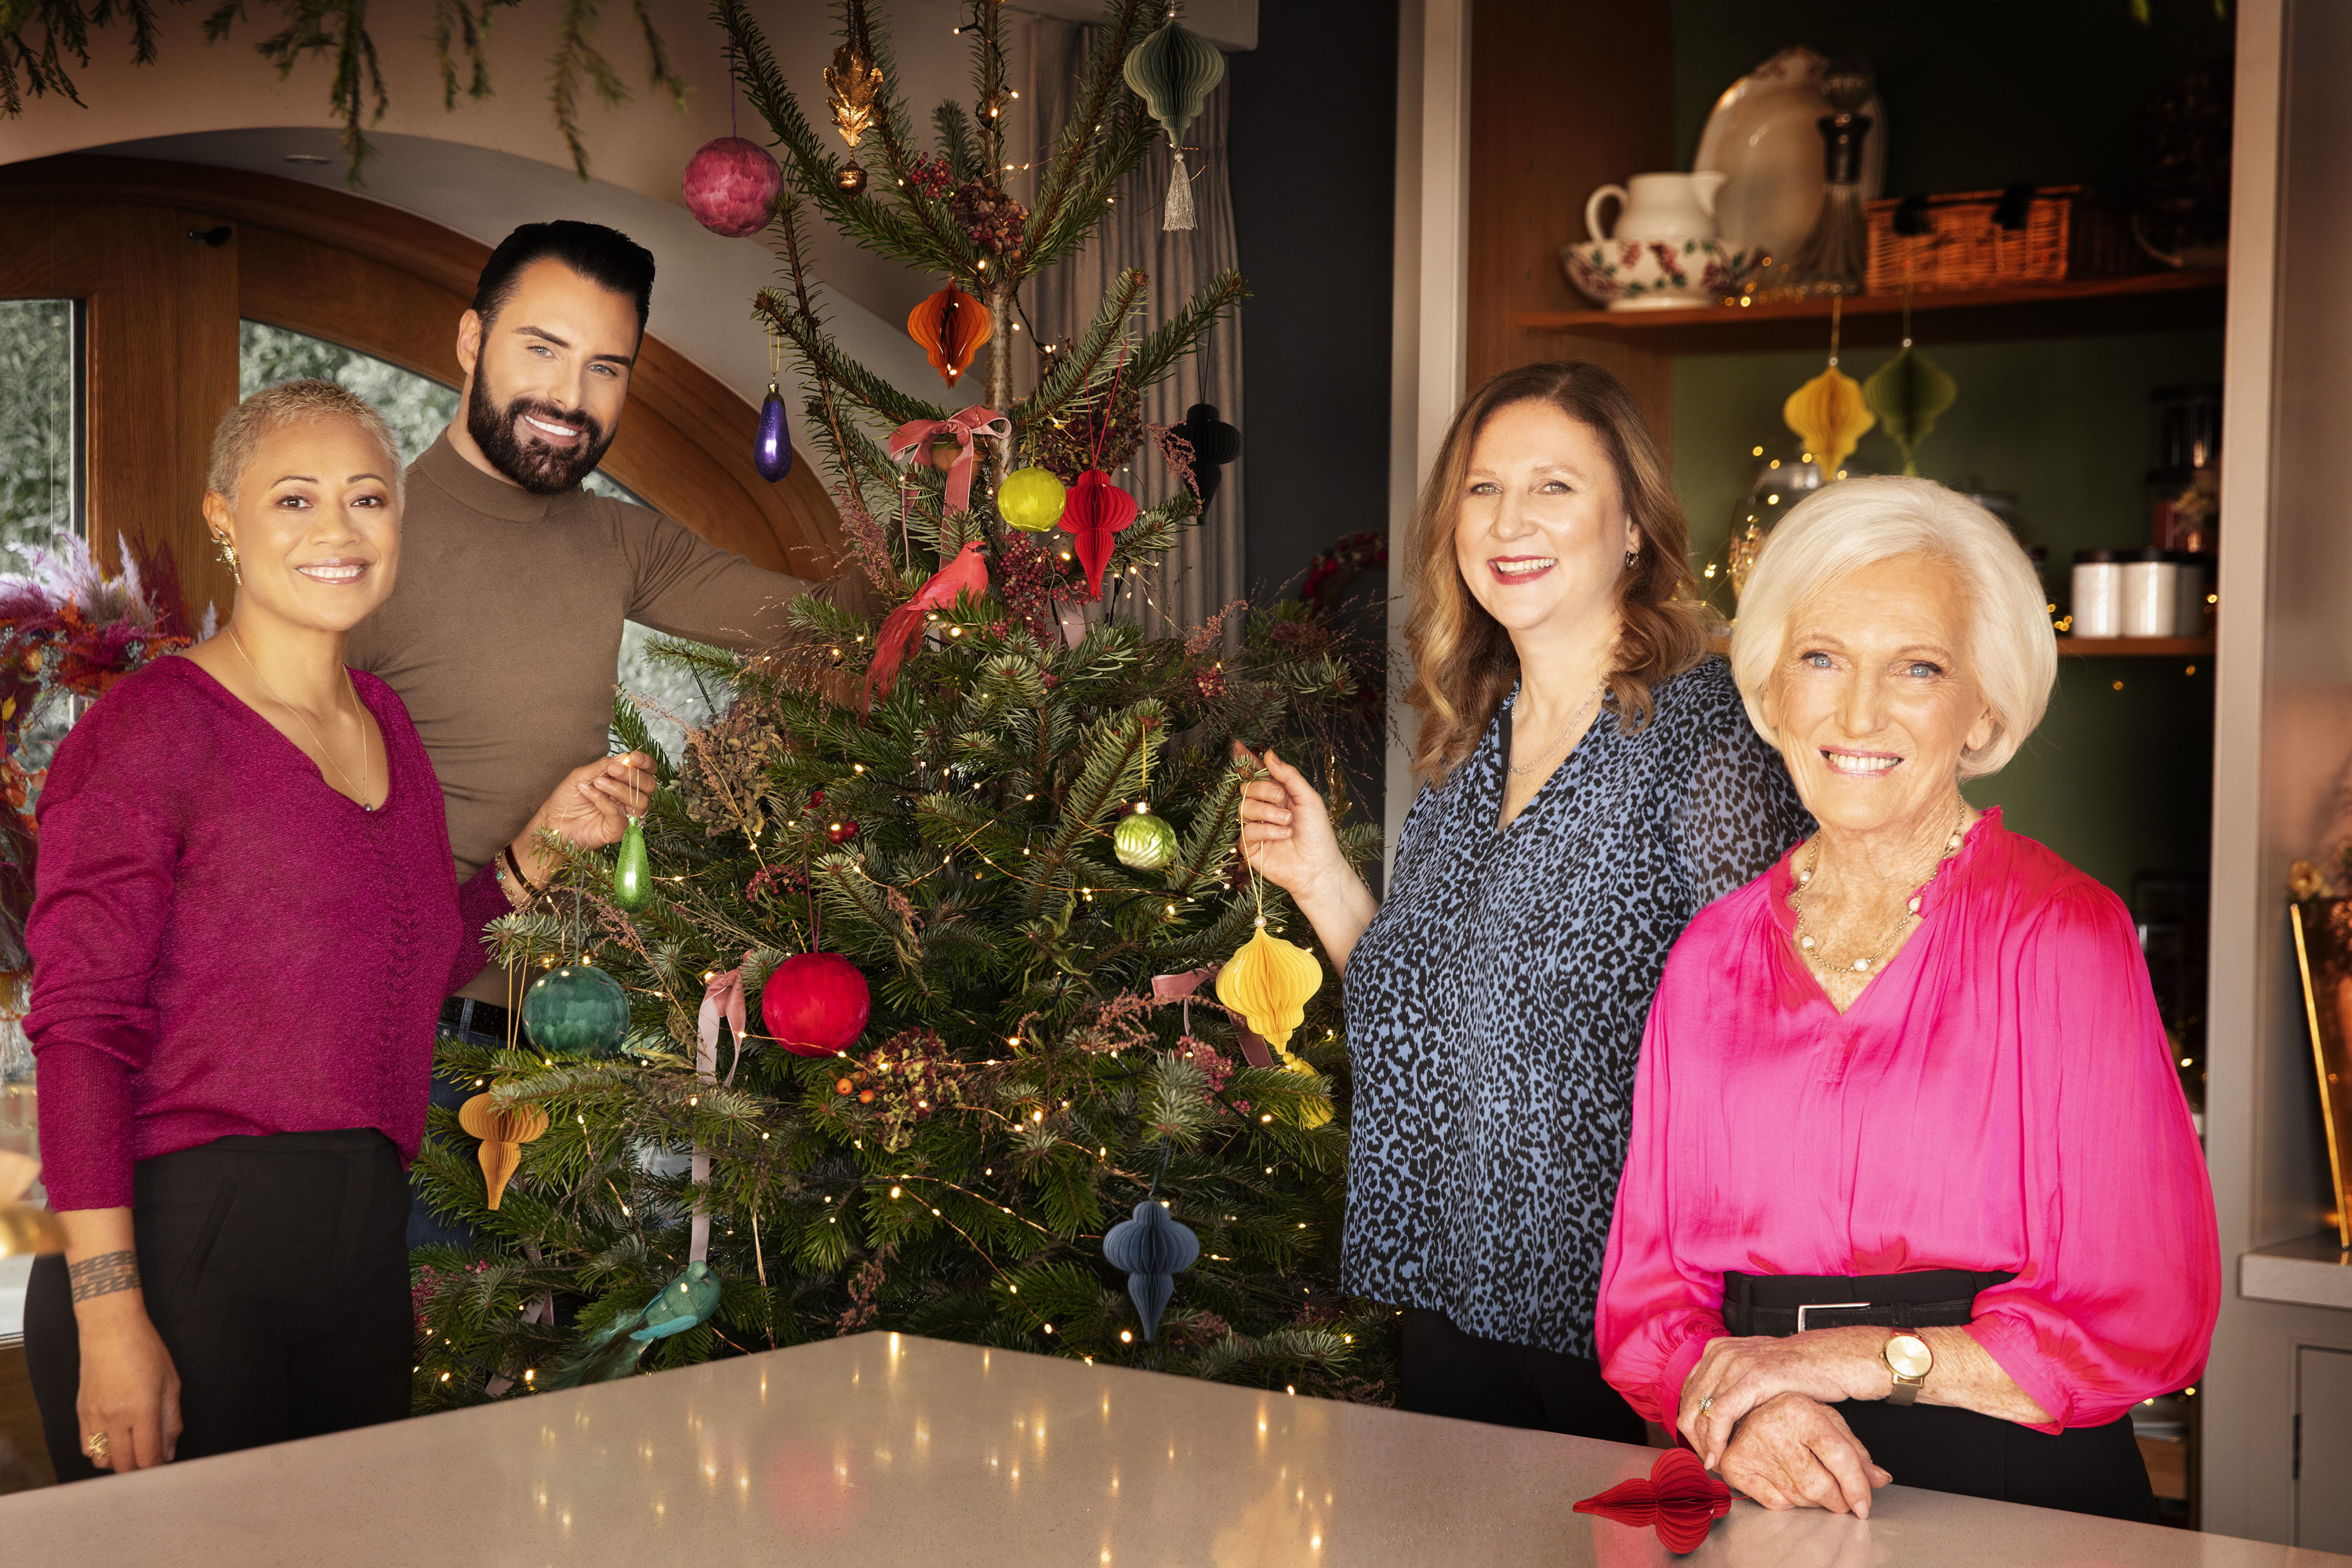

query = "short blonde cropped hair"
[1727,476,2056,779]
[205,379,404,508]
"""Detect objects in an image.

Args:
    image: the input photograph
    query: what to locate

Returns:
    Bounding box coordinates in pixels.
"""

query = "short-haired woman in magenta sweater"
[24,381,648,1480]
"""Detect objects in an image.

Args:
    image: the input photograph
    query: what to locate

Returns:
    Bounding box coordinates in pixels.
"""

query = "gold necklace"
[1788,805,1969,975]
[1506,682,1606,775]
[227,627,379,811]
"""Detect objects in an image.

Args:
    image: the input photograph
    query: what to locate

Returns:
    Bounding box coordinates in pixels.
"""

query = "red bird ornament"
[1064,469,1138,599]
[1572,1448,1733,1555]
[864,542,989,705]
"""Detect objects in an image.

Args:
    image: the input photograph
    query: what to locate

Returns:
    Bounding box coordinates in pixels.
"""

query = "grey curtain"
[1025,19,1244,633]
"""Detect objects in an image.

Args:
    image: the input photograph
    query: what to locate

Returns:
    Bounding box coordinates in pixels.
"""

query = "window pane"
[234,323,717,756]
[0,299,79,558]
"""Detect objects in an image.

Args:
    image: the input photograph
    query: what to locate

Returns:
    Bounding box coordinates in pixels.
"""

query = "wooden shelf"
[1516,270,2227,355]
[2056,636,2213,658]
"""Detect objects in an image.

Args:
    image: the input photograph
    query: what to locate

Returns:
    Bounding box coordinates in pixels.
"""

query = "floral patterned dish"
[1559,238,1759,310]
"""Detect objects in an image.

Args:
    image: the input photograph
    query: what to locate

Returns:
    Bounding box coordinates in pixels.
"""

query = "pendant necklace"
[1506,681,1607,775]
[1788,804,1969,975]
[227,628,379,811]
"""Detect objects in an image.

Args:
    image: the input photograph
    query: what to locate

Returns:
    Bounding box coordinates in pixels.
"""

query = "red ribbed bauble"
[760,952,871,1056]
[683,136,782,238]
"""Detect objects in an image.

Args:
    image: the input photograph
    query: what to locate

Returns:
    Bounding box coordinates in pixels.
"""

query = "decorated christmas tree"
[410,0,1391,1408]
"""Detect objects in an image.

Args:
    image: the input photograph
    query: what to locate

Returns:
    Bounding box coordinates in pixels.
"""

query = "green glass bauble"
[997,465,1068,533]
[522,963,630,1057]
[612,815,653,911]
[1113,807,1179,872]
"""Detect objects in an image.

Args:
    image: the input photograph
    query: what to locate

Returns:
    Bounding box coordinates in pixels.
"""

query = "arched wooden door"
[0,153,842,615]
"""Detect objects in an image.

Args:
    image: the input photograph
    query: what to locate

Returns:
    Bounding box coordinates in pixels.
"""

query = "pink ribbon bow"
[689,953,757,1263]
[1152,965,1274,1069]
[889,405,1011,515]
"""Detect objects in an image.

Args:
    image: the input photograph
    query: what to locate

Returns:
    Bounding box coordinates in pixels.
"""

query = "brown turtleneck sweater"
[349,430,808,1004]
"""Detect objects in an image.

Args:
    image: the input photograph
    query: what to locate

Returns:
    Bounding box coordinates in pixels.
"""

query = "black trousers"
[1838,1399,2158,1524]
[1397,1307,1646,1443]
[27,1128,412,1483]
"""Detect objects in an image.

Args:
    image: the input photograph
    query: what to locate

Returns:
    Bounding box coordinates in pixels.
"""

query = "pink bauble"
[683,136,782,238]
[760,952,871,1056]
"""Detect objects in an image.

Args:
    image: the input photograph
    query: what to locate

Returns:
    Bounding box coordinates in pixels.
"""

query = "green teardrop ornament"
[612,815,653,910]
[522,963,630,1057]
[1114,807,1179,873]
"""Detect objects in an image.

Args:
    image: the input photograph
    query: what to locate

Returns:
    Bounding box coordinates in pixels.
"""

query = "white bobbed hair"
[1727,475,2056,780]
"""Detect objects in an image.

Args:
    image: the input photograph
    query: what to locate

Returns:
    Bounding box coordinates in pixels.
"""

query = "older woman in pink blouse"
[1595,477,2217,1524]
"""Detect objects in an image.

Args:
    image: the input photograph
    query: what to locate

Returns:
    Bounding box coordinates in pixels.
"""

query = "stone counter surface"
[2,1333,2344,1566]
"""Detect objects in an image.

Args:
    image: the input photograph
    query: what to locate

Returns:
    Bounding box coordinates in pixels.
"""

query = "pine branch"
[1129,271,1251,390]
[1022,0,1156,278]
[1017,270,1148,426]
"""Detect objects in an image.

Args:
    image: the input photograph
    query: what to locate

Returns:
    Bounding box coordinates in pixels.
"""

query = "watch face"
[1886,1334,1933,1379]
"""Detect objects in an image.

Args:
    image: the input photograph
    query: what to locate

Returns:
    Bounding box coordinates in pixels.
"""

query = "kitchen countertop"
[3,1332,2346,1566]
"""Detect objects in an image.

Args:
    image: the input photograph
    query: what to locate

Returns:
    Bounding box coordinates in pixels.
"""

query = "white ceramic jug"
[1584,171,1729,242]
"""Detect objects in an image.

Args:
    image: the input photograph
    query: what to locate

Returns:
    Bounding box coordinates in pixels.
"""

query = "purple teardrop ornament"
[755,383,793,481]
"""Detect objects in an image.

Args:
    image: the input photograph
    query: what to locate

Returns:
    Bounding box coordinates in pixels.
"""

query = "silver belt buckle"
[1795,1301,1873,1333]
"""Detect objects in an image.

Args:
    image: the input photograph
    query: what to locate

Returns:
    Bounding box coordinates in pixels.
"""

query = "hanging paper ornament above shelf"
[1217,919,1321,1051]
[682,137,782,238]
[1065,469,1139,598]
[756,383,794,481]
[1123,16,1225,231]
[997,466,1067,533]
[1102,1199,1200,1343]
[1171,402,1240,505]
[523,963,631,1058]
[1114,804,1178,872]
[760,951,872,1056]
[612,815,654,910]
[907,285,993,389]
[459,1092,550,1210]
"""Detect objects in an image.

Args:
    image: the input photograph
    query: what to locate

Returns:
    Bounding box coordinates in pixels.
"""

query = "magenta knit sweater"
[25,657,507,1210]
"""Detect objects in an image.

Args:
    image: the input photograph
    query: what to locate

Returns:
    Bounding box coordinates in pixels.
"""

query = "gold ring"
[1697,1396,1715,1419]
[84,1431,111,1461]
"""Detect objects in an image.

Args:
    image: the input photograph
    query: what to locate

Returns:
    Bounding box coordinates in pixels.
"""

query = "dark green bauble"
[522,964,630,1057]
[1114,807,1179,872]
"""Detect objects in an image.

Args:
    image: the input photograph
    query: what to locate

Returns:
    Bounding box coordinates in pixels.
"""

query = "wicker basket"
[1864,187,2133,294]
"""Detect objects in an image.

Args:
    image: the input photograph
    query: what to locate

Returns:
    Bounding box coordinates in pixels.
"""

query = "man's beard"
[466,373,614,495]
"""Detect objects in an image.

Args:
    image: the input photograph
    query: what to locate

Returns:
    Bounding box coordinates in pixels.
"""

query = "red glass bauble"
[683,136,782,238]
[760,951,871,1056]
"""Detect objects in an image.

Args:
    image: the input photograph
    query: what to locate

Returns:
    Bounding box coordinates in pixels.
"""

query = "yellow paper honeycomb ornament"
[1217,919,1322,1051]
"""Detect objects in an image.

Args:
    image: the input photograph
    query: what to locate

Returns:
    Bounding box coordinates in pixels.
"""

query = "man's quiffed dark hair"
[472,220,656,336]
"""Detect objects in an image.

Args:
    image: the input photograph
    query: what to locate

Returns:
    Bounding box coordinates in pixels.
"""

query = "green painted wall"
[1664,3,2230,900]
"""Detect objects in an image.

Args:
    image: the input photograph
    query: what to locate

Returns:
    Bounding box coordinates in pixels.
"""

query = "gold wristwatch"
[1883,1332,1933,1406]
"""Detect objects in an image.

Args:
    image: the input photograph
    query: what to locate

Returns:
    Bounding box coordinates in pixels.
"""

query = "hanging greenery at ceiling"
[0,0,683,183]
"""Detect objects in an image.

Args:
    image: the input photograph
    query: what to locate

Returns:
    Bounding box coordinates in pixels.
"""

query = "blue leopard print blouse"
[1341,655,1812,1360]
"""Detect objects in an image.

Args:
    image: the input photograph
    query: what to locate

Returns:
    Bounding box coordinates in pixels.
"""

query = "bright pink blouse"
[1595,810,2218,1435]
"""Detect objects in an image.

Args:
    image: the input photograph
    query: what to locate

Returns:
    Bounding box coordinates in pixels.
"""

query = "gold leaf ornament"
[1862,347,1958,477]
[1216,920,1322,1051]
[824,45,884,149]
[1782,365,1875,477]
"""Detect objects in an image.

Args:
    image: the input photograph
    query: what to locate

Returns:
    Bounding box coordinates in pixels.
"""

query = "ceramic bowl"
[1559,238,1760,310]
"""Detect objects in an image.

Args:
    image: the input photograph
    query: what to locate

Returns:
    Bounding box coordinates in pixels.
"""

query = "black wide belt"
[1722,1269,2019,1338]
[438,996,517,1042]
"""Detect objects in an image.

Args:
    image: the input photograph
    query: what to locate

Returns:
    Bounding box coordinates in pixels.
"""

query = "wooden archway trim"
[0,153,844,587]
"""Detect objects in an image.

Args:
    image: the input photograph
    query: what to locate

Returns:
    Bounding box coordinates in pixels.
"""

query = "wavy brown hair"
[1403,361,1707,785]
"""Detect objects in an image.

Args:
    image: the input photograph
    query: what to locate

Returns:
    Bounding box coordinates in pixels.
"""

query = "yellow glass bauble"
[998,465,1069,533]
[1216,919,1322,1050]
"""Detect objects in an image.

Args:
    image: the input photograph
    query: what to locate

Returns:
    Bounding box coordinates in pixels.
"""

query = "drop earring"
[212,532,241,586]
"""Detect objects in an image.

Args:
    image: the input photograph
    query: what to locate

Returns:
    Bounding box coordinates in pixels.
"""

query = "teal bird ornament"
[1122,16,1225,230]
[542,1261,723,1388]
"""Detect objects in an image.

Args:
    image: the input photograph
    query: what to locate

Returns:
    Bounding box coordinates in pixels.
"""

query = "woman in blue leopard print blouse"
[1241,363,1811,1439]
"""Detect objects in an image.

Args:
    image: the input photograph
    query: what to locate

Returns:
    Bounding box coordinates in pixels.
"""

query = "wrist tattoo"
[67,1250,140,1304]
